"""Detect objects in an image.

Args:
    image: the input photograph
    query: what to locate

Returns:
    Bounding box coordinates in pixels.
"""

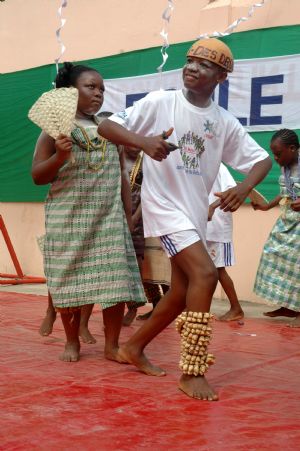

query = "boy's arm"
[215,156,272,212]
[98,119,173,162]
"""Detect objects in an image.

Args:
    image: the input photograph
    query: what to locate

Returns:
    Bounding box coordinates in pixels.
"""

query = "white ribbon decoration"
[197,0,268,40]
[157,0,174,74]
[55,0,68,73]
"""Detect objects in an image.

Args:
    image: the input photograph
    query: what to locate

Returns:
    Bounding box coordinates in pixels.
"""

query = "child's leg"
[39,291,56,337]
[172,242,219,401]
[60,310,81,362]
[103,302,125,362]
[123,255,143,326]
[217,267,244,321]
[136,283,162,321]
[118,261,188,376]
[161,284,169,295]
[119,240,219,400]
[123,303,138,326]
[79,304,96,343]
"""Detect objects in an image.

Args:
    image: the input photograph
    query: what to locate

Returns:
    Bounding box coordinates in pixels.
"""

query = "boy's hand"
[214,184,250,212]
[141,128,174,161]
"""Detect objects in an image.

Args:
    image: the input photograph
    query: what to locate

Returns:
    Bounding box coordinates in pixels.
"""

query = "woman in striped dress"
[253,129,300,327]
[32,63,146,362]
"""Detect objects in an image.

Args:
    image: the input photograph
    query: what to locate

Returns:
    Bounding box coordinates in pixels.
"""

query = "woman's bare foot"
[263,307,297,318]
[59,340,80,362]
[39,309,56,336]
[122,309,137,327]
[136,310,153,321]
[179,374,218,400]
[287,314,300,328]
[79,326,97,344]
[217,308,244,322]
[118,344,166,376]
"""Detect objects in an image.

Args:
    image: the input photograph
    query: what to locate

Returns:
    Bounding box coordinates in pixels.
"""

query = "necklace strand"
[72,125,107,171]
[283,151,300,201]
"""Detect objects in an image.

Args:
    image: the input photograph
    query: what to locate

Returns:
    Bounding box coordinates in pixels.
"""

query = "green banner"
[1,25,299,202]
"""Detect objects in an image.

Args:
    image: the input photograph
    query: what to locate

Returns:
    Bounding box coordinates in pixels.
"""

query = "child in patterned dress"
[253,129,300,327]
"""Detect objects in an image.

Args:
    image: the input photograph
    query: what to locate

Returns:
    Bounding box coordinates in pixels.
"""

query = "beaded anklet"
[175,311,215,376]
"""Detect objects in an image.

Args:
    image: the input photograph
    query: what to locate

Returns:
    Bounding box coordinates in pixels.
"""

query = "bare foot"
[287,314,300,328]
[104,346,126,363]
[79,326,97,344]
[263,307,298,318]
[39,309,56,336]
[136,310,153,321]
[59,341,80,362]
[217,308,244,322]
[179,374,218,401]
[117,345,166,376]
[122,309,137,327]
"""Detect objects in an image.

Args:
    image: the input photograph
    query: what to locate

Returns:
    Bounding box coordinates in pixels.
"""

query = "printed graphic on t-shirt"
[115,110,127,120]
[177,131,205,175]
[203,120,217,139]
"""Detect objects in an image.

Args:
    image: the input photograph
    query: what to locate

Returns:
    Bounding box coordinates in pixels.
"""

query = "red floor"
[1,292,300,451]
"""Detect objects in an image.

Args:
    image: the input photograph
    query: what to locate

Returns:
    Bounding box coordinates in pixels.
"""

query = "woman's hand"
[54,134,73,163]
[291,197,300,212]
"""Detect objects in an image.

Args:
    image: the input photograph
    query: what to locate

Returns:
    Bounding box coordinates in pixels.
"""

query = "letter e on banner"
[250,75,284,126]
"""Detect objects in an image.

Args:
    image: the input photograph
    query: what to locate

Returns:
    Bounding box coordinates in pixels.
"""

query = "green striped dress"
[254,161,300,311]
[43,117,146,310]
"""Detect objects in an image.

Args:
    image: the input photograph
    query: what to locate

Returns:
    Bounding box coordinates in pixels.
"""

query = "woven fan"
[28,87,78,139]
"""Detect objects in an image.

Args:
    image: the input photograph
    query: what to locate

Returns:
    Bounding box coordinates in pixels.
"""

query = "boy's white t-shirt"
[110,90,269,241]
[207,163,236,243]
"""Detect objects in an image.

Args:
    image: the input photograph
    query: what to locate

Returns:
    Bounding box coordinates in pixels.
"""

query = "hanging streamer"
[157,0,174,75]
[55,0,68,73]
[197,0,268,40]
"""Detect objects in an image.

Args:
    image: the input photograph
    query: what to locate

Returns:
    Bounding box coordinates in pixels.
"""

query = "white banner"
[102,54,300,132]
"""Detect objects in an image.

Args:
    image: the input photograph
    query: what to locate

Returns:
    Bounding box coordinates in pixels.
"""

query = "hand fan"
[28,87,78,139]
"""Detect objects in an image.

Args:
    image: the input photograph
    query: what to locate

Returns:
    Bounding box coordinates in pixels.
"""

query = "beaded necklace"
[283,150,300,201]
[72,123,107,171]
[129,152,143,189]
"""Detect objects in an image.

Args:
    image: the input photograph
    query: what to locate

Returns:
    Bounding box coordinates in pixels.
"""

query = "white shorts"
[159,229,200,258]
[206,241,235,268]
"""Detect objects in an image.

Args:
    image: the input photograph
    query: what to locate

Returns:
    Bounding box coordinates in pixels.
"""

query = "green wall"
[1,25,299,202]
